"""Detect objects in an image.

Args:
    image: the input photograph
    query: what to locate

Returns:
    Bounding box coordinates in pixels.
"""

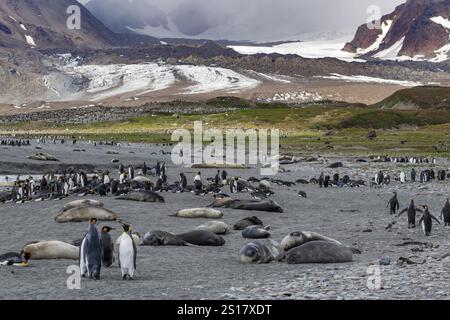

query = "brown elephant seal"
[208,197,236,208]
[231,199,283,213]
[21,240,79,260]
[142,231,188,246]
[62,199,104,212]
[196,221,231,235]
[173,208,223,219]
[176,230,225,246]
[242,225,271,239]
[233,216,263,230]
[116,191,164,203]
[285,241,353,264]
[239,240,284,264]
[280,231,342,252]
[54,207,119,223]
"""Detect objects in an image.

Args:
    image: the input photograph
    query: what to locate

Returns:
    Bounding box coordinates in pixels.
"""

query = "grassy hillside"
[374,86,450,110]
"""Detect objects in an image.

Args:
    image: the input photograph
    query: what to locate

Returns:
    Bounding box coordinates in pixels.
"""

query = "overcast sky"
[79,0,406,41]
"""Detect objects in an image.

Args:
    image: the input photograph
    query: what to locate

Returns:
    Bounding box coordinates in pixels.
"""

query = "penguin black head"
[90,218,98,224]
[121,224,132,233]
[422,205,428,210]
[101,226,114,233]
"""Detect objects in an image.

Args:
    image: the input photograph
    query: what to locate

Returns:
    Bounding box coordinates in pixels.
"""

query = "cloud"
[82,0,406,41]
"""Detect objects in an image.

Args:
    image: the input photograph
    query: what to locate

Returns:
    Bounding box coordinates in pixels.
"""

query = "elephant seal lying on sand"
[196,221,230,235]
[239,240,284,264]
[242,225,271,239]
[116,191,165,203]
[233,216,264,230]
[54,207,118,223]
[285,241,353,264]
[142,231,188,246]
[62,199,104,212]
[280,231,342,252]
[22,240,79,260]
[209,198,283,213]
[173,208,223,219]
[176,230,225,246]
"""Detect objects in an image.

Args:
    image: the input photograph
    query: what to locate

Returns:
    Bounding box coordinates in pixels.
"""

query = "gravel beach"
[0,140,449,300]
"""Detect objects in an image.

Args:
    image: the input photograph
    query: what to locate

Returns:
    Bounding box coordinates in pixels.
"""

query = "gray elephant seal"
[231,200,283,213]
[233,216,263,230]
[62,199,104,212]
[173,208,223,219]
[22,240,79,260]
[285,241,353,264]
[280,231,342,252]
[142,231,188,246]
[239,240,284,264]
[176,230,225,246]
[242,225,271,239]
[116,191,165,203]
[54,207,119,223]
[196,221,230,235]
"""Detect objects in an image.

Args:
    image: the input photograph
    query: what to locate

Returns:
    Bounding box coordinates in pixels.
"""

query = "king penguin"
[101,226,115,268]
[418,205,441,236]
[441,199,450,226]
[80,218,103,280]
[397,199,422,228]
[118,223,137,280]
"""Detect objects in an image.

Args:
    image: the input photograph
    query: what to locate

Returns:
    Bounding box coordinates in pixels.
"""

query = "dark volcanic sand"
[0,140,449,300]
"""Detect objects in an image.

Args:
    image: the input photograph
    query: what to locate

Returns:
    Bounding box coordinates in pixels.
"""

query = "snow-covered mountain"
[343,0,450,62]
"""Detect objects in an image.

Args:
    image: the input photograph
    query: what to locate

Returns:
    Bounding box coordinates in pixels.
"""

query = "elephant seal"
[196,221,230,235]
[176,230,225,246]
[62,199,104,212]
[142,231,188,246]
[280,231,342,252]
[173,208,223,219]
[116,191,165,203]
[54,207,118,223]
[242,225,271,239]
[133,176,152,183]
[233,216,263,230]
[22,241,79,260]
[231,200,283,213]
[208,197,235,208]
[239,240,284,264]
[285,241,353,264]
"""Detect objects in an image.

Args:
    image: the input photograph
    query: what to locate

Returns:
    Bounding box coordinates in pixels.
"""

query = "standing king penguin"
[101,226,115,268]
[80,218,103,280]
[387,192,400,215]
[441,199,450,226]
[118,223,137,280]
[418,205,441,236]
[397,199,423,228]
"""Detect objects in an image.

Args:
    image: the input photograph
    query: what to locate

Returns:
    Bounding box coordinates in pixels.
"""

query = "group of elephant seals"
[116,191,165,203]
[176,230,225,246]
[142,231,188,246]
[196,221,230,235]
[173,208,223,219]
[239,240,284,264]
[54,207,119,223]
[233,216,263,230]
[242,225,271,239]
[280,231,342,252]
[21,240,79,260]
[62,199,104,212]
[285,241,353,264]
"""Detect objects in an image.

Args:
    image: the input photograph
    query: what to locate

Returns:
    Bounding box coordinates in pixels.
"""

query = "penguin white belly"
[119,237,135,278]
[79,238,88,275]
[421,221,426,235]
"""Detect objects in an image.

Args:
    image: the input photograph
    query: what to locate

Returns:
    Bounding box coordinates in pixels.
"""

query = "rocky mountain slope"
[0,0,158,50]
[343,0,450,62]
